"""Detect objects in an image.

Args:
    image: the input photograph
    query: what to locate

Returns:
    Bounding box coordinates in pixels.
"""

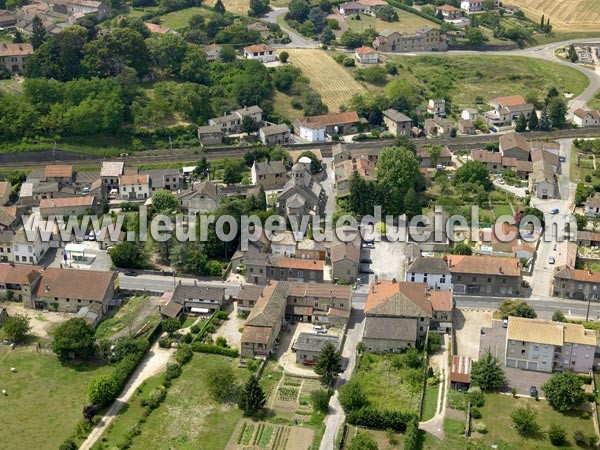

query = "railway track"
[0,128,598,170]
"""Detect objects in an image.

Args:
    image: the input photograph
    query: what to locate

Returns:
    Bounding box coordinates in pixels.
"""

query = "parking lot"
[453,309,493,360]
[479,321,552,397]
[360,240,407,281]
[40,241,112,272]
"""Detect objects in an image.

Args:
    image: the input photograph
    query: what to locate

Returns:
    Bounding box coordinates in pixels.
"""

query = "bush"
[310,389,331,414]
[346,407,417,432]
[467,387,484,407]
[548,423,567,446]
[215,336,229,347]
[404,419,419,450]
[427,333,442,353]
[510,405,540,436]
[474,422,487,434]
[164,362,182,381]
[190,324,201,334]
[145,387,166,410]
[471,406,482,419]
[191,342,239,357]
[175,344,193,365]
[182,333,193,343]
[88,375,120,409]
[573,429,589,447]
[215,311,229,320]
[578,374,593,384]
[585,392,596,403]
[582,411,591,419]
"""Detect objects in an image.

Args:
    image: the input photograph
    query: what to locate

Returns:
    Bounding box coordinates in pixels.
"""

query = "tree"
[220,45,236,62]
[515,113,527,132]
[314,341,342,386]
[12,29,24,43]
[310,389,331,413]
[207,363,237,402]
[238,376,266,415]
[308,7,326,33]
[348,432,379,450]
[297,151,322,173]
[147,33,188,75]
[2,314,31,343]
[548,423,567,446]
[450,243,472,255]
[404,187,421,220]
[467,27,487,47]
[567,45,578,63]
[497,299,537,319]
[109,242,148,269]
[52,318,96,360]
[289,0,310,22]
[118,16,150,38]
[82,404,99,423]
[376,145,420,216]
[83,28,150,77]
[546,86,559,105]
[88,375,120,408]
[575,213,588,230]
[470,350,506,392]
[152,190,178,213]
[548,97,567,129]
[162,317,181,334]
[249,0,269,17]
[429,145,441,167]
[214,0,226,13]
[299,20,316,37]
[321,27,335,44]
[375,5,398,22]
[453,160,492,190]
[551,309,566,322]
[528,109,538,130]
[242,115,260,133]
[510,405,540,436]
[339,379,369,412]
[279,50,289,63]
[31,15,47,50]
[542,371,586,411]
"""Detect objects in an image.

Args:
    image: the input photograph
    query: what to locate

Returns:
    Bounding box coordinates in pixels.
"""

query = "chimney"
[194,280,197,286]
[392,278,397,283]
[44,284,49,292]
[372,283,376,293]
[499,267,503,274]
[589,269,593,275]
[178,280,182,285]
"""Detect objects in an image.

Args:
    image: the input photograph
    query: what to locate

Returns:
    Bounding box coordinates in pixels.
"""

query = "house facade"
[119,174,150,200]
[177,180,221,213]
[242,44,277,63]
[251,160,288,190]
[553,267,600,300]
[460,0,483,12]
[573,109,600,127]
[259,124,291,146]
[406,256,452,290]
[39,196,97,218]
[208,106,263,134]
[373,27,447,53]
[354,46,379,64]
[447,254,521,296]
[171,283,226,314]
[295,112,360,143]
[295,333,340,364]
[383,109,412,136]
[0,42,33,74]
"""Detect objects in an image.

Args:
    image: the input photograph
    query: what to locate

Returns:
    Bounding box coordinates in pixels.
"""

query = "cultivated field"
[204,0,249,15]
[509,0,600,32]
[344,9,437,35]
[285,49,367,112]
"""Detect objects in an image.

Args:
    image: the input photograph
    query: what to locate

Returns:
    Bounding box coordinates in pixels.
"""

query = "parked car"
[360,258,373,264]
[530,386,538,397]
[123,271,138,277]
[548,256,555,264]
[502,319,508,328]
[550,208,559,215]
[314,325,327,334]
[497,179,505,185]
[559,156,566,163]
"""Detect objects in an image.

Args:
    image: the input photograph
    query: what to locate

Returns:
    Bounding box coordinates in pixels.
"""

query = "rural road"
[264,7,317,48]
[78,342,173,450]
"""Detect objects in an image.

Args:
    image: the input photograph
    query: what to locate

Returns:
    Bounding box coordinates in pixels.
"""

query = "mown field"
[159,6,212,30]
[388,55,589,108]
[343,8,436,34]
[508,0,600,32]
[0,347,112,450]
[203,0,249,15]
[285,49,367,112]
[589,90,600,111]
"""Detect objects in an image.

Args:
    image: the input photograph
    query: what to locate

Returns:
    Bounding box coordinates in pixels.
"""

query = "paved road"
[118,273,241,298]
[264,7,317,48]
[319,307,366,450]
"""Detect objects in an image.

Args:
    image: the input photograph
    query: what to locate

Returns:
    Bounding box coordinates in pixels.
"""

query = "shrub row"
[346,407,417,432]
[191,342,239,357]
[404,419,419,450]
[386,0,444,26]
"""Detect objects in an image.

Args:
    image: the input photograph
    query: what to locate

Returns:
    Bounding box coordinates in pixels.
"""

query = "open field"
[94,296,157,340]
[204,0,249,15]
[388,55,589,109]
[0,346,112,450]
[343,9,436,35]
[344,425,405,450]
[159,6,212,30]
[589,90,600,111]
[352,351,423,412]
[508,0,600,32]
[286,49,367,112]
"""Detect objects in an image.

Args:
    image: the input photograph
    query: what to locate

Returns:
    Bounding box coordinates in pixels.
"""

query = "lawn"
[0,347,113,450]
[94,296,151,339]
[507,0,600,32]
[285,49,368,112]
[493,203,513,218]
[387,55,589,110]
[344,9,437,35]
[203,0,249,15]
[352,351,423,412]
[421,385,439,421]
[589,90,600,111]
[571,146,600,185]
[475,393,596,449]
[273,91,305,123]
[159,6,213,30]
[94,354,282,450]
[344,425,405,449]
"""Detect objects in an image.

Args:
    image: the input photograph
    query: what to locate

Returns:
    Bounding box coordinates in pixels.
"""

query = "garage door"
[506,359,516,368]
[527,361,538,371]
[517,360,527,369]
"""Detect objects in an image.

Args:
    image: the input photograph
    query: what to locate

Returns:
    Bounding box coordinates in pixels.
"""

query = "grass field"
[475,393,596,449]
[344,9,437,34]
[204,0,249,15]
[0,347,112,450]
[388,55,589,109]
[94,296,152,339]
[571,145,600,185]
[421,385,439,421]
[159,6,212,30]
[508,0,600,32]
[352,352,422,412]
[285,49,367,112]
[589,90,600,111]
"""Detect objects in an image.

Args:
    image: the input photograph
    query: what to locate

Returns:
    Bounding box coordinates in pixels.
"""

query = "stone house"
[373,27,447,53]
[553,267,600,301]
[447,254,521,296]
[329,242,360,283]
[251,160,288,190]
[171,283,226,314]
[39,196,98,218]
[383,109,412,136]
[259,124,291,146]
[197,125,223,146]
[295,333,340,364]
[0,43,33,74]
[406,256,452,290]
[573,109,600,128]
[176,180,221,213]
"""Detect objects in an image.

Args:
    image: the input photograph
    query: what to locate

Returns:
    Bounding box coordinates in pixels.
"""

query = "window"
[472,276,477,282]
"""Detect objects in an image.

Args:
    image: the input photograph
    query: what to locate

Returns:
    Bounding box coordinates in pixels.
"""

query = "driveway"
[40,242,112,272]
[453,308,493,360]
[214,301,246,349]
[79,340,173,450]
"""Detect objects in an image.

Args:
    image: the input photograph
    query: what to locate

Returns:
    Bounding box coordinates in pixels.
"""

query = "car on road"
[548,256,555,264]
[530,386,538,397]
[496,179,505,185]
[550,208,559,215]
[360,258,373,264]
[559,156,566,163]
[360,268,375,274]
[123,271,138,277]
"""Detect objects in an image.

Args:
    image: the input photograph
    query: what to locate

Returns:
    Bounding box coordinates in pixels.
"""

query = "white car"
[496,179,505,185]
[548,256,555,264]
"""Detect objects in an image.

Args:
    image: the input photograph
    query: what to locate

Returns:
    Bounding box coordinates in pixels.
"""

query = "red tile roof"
[0,43,33,57]
[276,257,324,271]
[119,174,149,185]
[445,254,520,277]
[430,291,452,312]
[39,196,95,209]
[45,165,73,178]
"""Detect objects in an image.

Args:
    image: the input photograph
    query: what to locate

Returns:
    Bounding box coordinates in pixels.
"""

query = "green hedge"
[346,407,417,432]
[386,0,444,26]
[191,342,240,357]
[404,419,419,450]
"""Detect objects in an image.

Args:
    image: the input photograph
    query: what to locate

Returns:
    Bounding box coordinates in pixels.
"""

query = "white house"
[461,108,478,122]
[295,112,360,143]
[270,231,297,257]
[405,256,452,290]
[573,108,600,128]
[11,213,50,265]
[427,98,446,117]
[119,174,150,201]
[460,0,483,12]
[242,44,277,63]
[354,46,379,64]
